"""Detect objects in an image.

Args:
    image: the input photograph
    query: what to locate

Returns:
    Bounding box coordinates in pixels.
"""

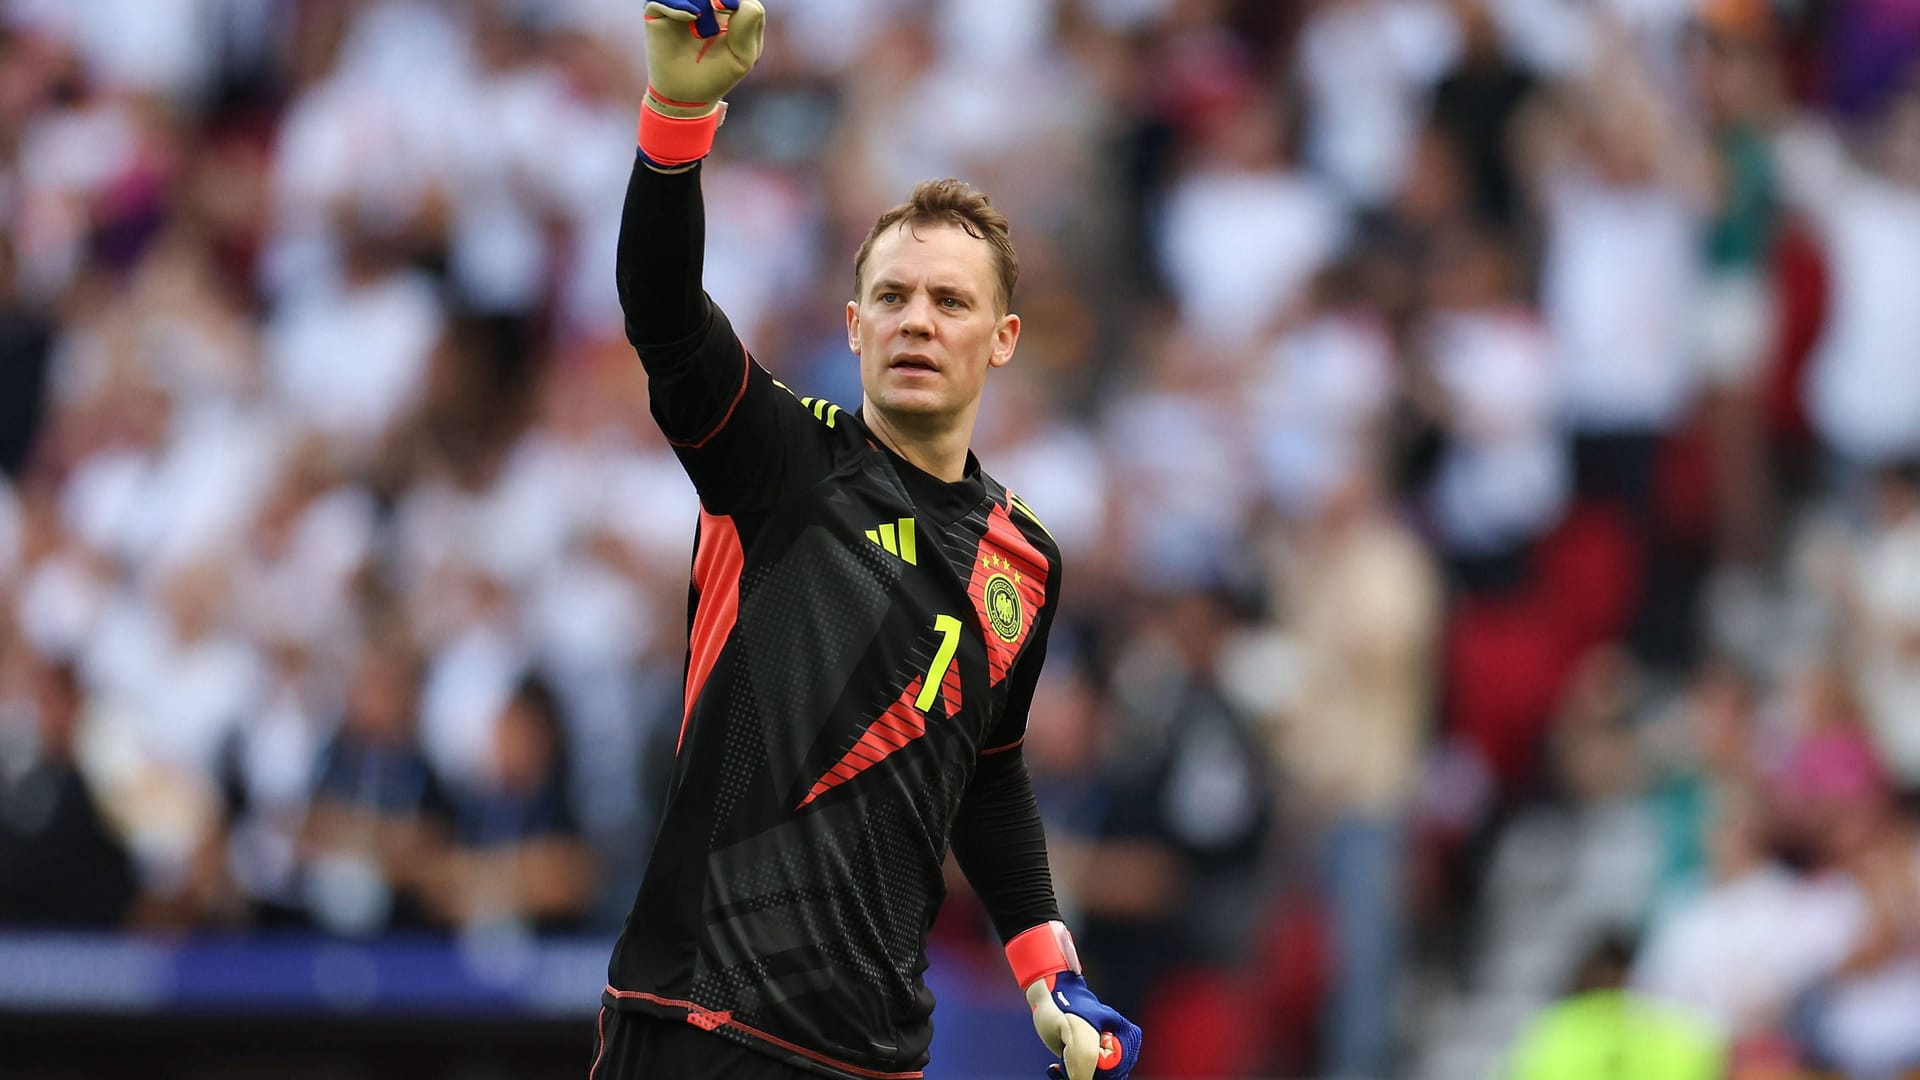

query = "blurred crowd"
[0,0,1918,1077]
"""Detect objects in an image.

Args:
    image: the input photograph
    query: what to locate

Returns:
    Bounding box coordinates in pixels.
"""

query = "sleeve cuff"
[1005,920,1081,990]
[638,97,723,168]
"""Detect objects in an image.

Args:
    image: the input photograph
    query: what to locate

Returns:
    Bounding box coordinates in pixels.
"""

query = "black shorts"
[589,1008,818,1080]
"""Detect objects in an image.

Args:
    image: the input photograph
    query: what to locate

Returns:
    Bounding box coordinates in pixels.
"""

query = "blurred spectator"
[1101,326,1257,584]
[1507,933,1724,1080]
[0,654,138,927]
[263,215,445,461]
[1295,0,1460,208]
[1415,224,1567,581]
[1844,462,1920,793]
[1791,789,1920,1079]
[1523,42,1706,498]
[1488,648,1662,946]
[416,674,595,933]
[1776,83,1920,477]
[1073,589,1275,1058]
[1156,93,1348,353]
[1688,0,1784,565]
[1641,659,1767,910]
[1519,37,1715,669]
[78,558,264,921]
[1270,462,1441,1077]
[1244,259,1397,522]
[230,440,375,649]
[1427,0,1539,229]
[1633,785,1818,1042]
[301,643,448,937]
[216,635,334,927]
[1765,658,1887,866]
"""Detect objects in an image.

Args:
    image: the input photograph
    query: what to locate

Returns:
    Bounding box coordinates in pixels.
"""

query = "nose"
[899,294,934,339]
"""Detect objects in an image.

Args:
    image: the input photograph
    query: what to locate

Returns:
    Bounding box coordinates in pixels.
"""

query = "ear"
[987,312,1020,370]
[846,299,861,355]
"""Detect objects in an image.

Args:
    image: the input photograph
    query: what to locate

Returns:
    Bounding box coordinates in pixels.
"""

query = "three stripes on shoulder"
[799,395,840,428]
[770,377,842,428]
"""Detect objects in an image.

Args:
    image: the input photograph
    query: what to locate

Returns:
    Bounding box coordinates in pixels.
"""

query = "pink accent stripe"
[588,1006,608,1079]
[603,986,925,1079]
[680,511,743,753]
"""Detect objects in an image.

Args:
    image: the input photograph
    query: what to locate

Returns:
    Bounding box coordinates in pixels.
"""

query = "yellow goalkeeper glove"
[639,0,766,169]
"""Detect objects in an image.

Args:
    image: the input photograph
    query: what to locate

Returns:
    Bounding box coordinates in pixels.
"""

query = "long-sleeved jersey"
[602,156,1062,1079]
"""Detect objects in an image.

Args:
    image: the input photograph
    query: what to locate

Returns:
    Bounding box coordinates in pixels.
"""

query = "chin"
[872,386,953,418]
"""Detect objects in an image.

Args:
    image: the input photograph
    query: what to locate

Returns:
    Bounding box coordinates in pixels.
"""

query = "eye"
[879,292,901,304]
[940,297,962,309]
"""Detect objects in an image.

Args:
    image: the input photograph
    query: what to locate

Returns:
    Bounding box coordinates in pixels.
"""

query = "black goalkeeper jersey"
[603,159,1063,1080]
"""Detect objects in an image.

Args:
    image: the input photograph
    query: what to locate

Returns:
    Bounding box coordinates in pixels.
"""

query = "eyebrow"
[870,278,980,300]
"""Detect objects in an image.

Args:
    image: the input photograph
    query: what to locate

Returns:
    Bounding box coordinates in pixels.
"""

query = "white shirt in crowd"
[1158,167,1348,351]
[56,404,276,580]
[82,594,263,780]
[1247,311,1396,519]
[1482,0,1699,79]
[1792,850,1920,1079]
[4,0,227,102]
[1424,308,1569,553]
[264,270,444,450]
[1297,0,1460,206]
[1541,168,1700,435]
[233,486,377,648]
[1103,385,1255,585]
[1774,119,1920,466]
[1633,863,1828,1038]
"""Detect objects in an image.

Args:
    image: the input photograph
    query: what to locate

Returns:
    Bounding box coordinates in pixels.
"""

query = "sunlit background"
[2,0,1919,1078]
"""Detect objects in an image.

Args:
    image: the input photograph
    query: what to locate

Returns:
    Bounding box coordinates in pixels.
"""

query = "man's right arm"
[617,1,832,514]
[616,158,748,444]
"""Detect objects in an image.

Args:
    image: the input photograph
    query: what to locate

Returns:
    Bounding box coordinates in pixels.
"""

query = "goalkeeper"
[592,2,1143,1079]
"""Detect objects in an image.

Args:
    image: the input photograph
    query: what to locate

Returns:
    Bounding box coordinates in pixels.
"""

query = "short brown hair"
[852,179,1018,313]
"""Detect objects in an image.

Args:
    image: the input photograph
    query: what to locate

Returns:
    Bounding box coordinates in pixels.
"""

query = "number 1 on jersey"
[915,614,963,712]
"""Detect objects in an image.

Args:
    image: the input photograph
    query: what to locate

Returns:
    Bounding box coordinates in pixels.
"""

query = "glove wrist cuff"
[639,92,722,167]
[1006,920,1081,991]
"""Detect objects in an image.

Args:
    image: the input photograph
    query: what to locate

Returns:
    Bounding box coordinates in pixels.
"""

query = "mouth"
[888,354,940,374]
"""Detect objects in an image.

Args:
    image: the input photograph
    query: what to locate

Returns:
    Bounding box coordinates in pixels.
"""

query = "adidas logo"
[865,518,917,565]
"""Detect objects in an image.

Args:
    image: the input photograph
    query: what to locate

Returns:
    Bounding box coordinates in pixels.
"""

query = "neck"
[861,401,973,482]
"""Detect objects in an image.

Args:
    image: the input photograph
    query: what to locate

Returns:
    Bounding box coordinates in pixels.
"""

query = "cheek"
[961,324,998,367]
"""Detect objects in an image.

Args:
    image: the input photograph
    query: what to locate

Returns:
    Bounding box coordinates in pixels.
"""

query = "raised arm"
[616,1,838,513]
[618,0,762,348]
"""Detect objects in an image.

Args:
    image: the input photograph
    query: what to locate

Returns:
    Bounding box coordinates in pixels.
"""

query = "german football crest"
[982,564,1023,643]
[965,502,1049,687]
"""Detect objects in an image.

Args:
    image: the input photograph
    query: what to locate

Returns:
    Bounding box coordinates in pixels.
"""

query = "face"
[847,223,1019,426]
[347,654,415,743]
[493,699,555,793]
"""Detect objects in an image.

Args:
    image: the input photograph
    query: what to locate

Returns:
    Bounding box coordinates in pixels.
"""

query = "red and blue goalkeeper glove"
[638,0,766,170]
[1006,921,1143,1080]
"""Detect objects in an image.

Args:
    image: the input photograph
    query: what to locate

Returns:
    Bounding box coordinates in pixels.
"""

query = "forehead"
[863,221,997,292]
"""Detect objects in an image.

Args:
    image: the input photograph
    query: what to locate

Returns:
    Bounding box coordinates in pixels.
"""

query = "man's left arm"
[949,571,1143,1080]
